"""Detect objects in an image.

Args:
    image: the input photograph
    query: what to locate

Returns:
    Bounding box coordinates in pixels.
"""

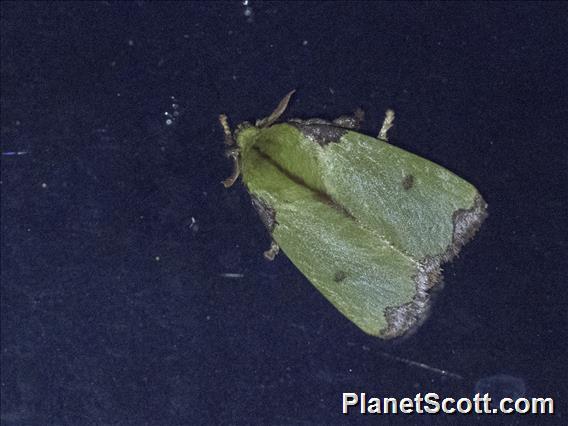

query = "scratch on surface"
[219,273,244,279]
[2,151,29,156]
[378,351,463,380]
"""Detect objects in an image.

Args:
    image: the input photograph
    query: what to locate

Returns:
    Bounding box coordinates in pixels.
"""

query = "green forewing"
[236,121,486,338]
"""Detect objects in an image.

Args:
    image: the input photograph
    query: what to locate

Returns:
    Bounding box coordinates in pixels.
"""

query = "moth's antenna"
[219,114,235,146]
[256,90,296,128]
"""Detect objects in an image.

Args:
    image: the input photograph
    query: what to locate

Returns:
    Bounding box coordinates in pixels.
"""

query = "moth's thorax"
[235,125,261,152]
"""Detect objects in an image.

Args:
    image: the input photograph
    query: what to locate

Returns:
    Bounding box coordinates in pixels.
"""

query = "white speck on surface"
[189,217,199,233]
[242,0,254,22]
[41,183,47,188]
[302,40,308,46]
[128,39,134,46]
[161,96,182,126]
[155,256,160,262]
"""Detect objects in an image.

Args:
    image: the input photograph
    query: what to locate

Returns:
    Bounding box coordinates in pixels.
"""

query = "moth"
[220,91,487,338]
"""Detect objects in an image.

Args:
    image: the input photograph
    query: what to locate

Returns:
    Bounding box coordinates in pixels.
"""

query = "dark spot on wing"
[288,121,348,146]
[402,174,414,190]
[334,270,347,283]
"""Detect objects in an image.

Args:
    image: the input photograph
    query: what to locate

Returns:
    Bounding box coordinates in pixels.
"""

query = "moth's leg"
[378,109,395,141]
[263,241,280,261]
[222,148,240,188]
[219,114,240,187]
[333,107,365,129]
[256,90,296,128]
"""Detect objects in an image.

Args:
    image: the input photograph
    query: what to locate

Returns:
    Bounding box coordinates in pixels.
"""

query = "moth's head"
[220,120,267,188]
[233,123,259,152]
[219,90,295,188]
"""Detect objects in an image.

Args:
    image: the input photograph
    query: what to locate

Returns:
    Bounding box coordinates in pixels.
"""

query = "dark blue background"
[2,2,566,424]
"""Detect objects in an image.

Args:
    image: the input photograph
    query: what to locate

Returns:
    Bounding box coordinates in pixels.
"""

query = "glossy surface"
[3,2,565,423]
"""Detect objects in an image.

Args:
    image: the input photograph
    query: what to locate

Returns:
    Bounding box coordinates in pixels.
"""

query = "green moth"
[220,91,487,339]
